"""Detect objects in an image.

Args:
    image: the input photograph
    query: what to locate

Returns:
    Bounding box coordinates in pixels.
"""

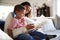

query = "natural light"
[0,6,14,20]
[57,0,60,17]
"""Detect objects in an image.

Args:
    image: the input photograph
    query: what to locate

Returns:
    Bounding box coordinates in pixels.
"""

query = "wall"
[0,0,55,17]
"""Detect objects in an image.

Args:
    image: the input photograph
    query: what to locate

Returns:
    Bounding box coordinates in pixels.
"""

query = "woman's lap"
[15,34,35,40]
[15,30,47,40]
[29,30,47,39]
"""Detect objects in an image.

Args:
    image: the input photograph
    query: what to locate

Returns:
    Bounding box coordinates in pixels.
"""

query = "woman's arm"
[7,29,13,38]
[7,18,17,38]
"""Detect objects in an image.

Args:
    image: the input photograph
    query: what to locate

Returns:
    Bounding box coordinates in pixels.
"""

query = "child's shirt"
[8,17,27,30]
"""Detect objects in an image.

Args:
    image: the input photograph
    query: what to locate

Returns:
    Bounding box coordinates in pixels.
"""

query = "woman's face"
[24,5,31,14]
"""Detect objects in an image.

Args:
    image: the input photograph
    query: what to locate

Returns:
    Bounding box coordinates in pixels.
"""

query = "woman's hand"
[26,24,34,30]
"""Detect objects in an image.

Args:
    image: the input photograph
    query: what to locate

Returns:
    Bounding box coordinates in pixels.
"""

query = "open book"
[25,15,47,30]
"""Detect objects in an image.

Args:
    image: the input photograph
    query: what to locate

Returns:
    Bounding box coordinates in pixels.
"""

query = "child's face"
[16,10,25,18]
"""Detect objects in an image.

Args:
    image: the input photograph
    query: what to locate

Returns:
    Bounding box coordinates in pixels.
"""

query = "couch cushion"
[41,19,56,32]
[0,29,13,40]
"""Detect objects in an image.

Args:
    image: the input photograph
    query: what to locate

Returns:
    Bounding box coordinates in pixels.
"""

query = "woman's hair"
[25,11,31,17]
[14,4,25,13]
[20,1,31,17]
[20,1,31,6]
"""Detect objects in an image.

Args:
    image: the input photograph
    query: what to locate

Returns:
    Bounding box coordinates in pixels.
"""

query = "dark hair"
[20,1,31,6]
[20,2,31,17]
[14,4,25,13]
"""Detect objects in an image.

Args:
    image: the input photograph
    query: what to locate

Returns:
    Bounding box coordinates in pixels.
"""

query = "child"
[7,4,34,40]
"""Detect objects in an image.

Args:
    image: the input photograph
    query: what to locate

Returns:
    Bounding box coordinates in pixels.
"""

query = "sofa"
[3,13,60,40]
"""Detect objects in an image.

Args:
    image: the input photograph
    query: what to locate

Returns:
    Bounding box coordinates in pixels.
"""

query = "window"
[0,6,14,20]
[57,0,60,17]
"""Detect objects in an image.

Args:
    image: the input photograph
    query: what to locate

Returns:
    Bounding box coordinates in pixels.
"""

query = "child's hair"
[20,1,31,6]
[14,4,25,13]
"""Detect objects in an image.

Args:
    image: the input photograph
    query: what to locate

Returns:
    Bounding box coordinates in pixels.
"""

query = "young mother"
[20,1,56,40]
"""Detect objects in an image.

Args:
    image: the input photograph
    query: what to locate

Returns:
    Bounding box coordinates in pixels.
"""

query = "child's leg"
[29,30,47,39]
[29,30,56,40]
[15,34,35,40]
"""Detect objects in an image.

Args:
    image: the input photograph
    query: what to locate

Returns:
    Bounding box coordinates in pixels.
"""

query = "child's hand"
[26,24,34,30]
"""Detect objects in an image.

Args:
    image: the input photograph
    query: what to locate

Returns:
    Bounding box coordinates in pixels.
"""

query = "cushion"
[41,19,56,32]
[0,29,13,40]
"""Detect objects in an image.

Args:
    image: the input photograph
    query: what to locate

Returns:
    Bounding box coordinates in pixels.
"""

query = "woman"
[20,1,56,40]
